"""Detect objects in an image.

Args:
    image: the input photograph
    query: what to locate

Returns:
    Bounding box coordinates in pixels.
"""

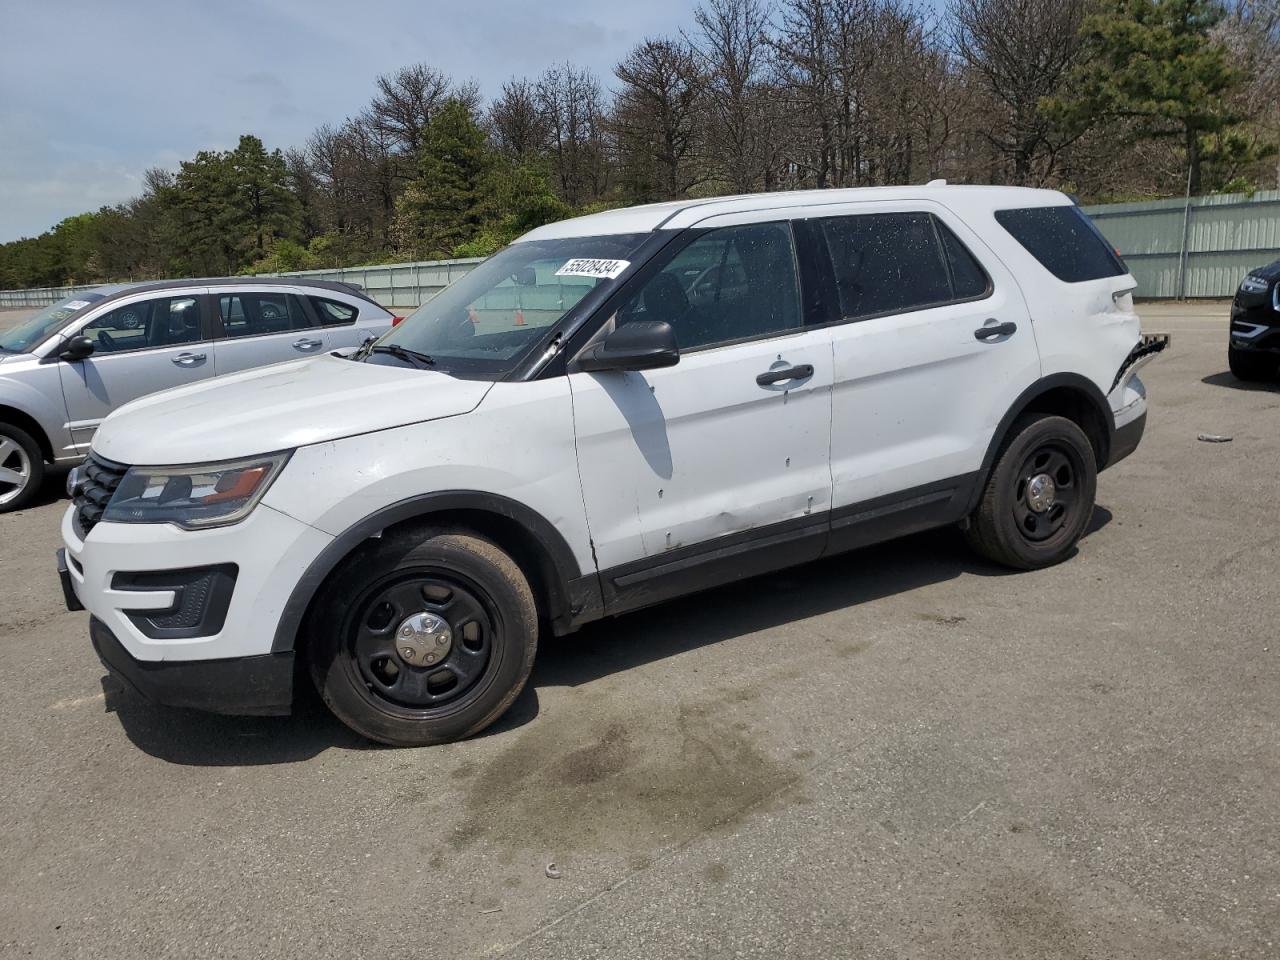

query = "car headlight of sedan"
[1239,274,1270,295]
[102,451,292,529]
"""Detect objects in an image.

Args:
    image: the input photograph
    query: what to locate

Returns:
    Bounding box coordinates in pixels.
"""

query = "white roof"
[516,184,1073,241]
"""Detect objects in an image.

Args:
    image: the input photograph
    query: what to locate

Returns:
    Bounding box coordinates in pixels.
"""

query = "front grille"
[73,453,129,536]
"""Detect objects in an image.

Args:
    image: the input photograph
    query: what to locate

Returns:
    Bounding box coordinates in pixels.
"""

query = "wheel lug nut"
[436,636,447,645]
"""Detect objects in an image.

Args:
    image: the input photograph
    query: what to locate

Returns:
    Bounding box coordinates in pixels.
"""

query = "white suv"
[58,185,1163,746]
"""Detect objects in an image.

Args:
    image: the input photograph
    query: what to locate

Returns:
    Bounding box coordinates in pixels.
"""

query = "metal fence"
[5,191,1280,308]
[0,283,102,309]
[253,257,484,308]
[0,258,485,311]
[1083,189,1280,298]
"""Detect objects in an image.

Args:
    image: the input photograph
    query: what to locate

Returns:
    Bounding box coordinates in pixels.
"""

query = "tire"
[964,414,1097,570]
[307,526,538,746]
[0,423,45,514]
[1228,346,1275,382]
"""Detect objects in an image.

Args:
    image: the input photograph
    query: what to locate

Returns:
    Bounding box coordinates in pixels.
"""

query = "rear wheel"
[964,414,1097,570]
[0,423,44,513]
[1228,345,1275,382]
[307,526,538,746]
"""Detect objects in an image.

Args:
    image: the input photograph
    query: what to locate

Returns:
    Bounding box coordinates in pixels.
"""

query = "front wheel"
[1228,346,1275,382]
[307,526,538,746]
[0,423,45,513]
[964,414,1097,570]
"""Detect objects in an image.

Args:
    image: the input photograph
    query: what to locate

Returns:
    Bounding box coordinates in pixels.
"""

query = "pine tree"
[394,99,494,258]
[1054,0,1263,193]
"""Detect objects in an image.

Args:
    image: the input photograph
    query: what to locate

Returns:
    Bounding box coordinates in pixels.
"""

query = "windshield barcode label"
[555,258,630,280]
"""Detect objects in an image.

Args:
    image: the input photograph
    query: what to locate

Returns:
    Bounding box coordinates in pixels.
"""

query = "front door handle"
[171,352,206,366]
[974,320,1018,341]
[756,363,814,386]
[293,338,323,351]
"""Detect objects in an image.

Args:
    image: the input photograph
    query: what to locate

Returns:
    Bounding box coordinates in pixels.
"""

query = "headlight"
[102,451,292,529]
[1239,274,1270,294]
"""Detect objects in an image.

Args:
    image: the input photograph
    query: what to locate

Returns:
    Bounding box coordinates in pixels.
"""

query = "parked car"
[60,185,1164,747]
[0,278,396,511]
[1228,260,1280,380]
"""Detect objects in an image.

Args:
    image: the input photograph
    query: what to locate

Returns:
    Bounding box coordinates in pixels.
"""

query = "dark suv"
[1229,260,1280,381]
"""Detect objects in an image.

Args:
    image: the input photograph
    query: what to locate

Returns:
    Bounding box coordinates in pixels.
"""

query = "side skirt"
[586,473,979,623]
[826,474,978,556]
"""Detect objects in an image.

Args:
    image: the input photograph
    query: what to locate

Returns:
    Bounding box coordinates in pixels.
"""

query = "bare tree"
[688,0,778,191]
[488,78,550,161]
[772,0,877,189]
[368,63,452,155]
[613,37,705,199]
[949,0,1091,185]
[537,63,610,205]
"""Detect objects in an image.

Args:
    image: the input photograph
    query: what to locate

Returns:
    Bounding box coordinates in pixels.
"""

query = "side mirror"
[577,320,679,373]
[59,336,95,362]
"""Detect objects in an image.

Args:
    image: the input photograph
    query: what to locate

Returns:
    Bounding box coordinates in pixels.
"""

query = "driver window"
[84,297,203,353]
[617,222,801,351]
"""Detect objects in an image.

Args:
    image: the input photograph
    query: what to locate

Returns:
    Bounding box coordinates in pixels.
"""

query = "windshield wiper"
[370,343,436,369]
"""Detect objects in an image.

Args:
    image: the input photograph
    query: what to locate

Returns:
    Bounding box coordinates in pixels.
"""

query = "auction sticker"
[555,258,630,280]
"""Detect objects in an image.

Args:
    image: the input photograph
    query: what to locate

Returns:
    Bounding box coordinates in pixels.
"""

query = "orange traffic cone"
[514,308,526,326]
[468,306,479,325]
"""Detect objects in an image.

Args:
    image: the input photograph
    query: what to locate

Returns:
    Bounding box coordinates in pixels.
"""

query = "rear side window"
[938,221,990,299]
[219,293,315,338]
[995,206,1125,283]
[309,296,359,326]
[816,212,989,320]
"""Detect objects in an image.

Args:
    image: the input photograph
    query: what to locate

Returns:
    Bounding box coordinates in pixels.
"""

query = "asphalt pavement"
[0,301,1276,958]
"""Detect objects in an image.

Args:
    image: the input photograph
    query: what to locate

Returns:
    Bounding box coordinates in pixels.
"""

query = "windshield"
[372,234,648,376]
[0,293,105,353]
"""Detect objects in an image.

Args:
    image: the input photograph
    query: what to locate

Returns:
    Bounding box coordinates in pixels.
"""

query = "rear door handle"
[756,363,814,386]
[974,320,1018,341]
[293,338,323,351]
[171,352,206,366]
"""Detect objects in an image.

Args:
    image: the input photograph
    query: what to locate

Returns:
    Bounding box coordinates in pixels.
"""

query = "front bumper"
[91,616,294,716]
[61,499,333,664]
[1105,410,1146,469]
[1229,299,1280,352]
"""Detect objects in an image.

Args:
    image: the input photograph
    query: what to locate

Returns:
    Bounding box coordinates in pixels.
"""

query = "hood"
[92,353,494,465]
[1251,259,1280,282]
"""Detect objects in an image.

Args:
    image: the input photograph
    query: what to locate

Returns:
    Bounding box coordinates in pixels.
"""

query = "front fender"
[0,363,74,460]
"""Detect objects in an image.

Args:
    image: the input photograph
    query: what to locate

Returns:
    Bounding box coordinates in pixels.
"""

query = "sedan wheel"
[0,425,45,513]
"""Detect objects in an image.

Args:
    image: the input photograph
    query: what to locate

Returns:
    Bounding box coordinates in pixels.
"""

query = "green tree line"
[2,0,1277,290]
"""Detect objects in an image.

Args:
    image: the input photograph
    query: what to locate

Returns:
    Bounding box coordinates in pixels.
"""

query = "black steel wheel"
[965,414,1097,570]
[349,572,496,710]
[1011,443,1082,543]
[308,526,538,746]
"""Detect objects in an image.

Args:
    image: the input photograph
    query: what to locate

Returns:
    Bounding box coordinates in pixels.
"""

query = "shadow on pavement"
[532,512,1109,691]
[105,507,1113,766]
[1201,371,1280,392]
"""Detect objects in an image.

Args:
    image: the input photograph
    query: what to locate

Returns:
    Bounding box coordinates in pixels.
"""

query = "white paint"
[66,184,1149,674]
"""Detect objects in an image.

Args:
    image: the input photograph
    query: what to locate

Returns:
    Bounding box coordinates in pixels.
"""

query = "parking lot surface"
[0,302,1276,959]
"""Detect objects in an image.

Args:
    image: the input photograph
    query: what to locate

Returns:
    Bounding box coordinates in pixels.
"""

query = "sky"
[0,0,702,242]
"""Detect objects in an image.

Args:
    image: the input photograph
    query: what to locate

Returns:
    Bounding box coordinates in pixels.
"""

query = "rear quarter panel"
[957,197,1140,395]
